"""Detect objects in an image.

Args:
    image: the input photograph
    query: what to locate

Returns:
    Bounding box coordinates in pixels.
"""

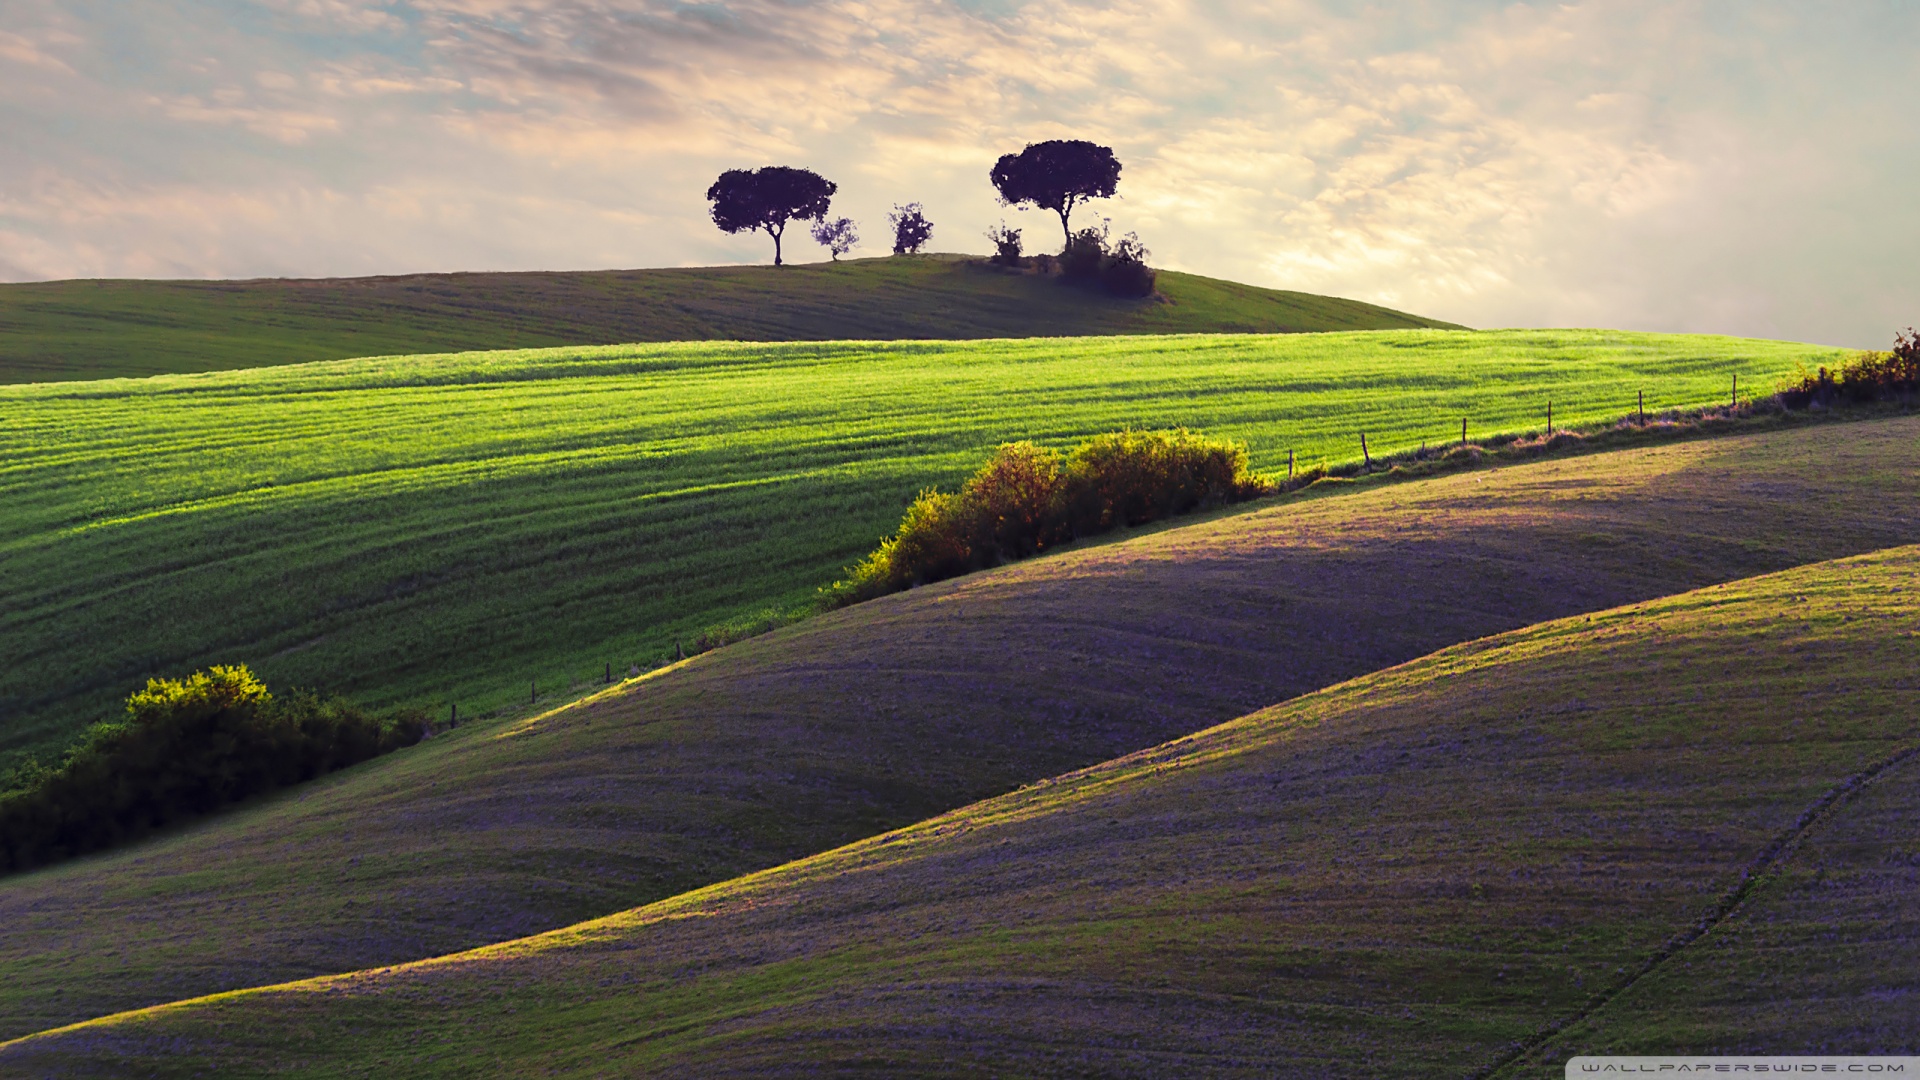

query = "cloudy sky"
[2,0,1915,344]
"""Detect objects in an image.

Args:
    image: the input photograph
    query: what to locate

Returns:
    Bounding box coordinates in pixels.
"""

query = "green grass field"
[7,538,1913,1076]
[2,417,1914,1043]
[0,255,1461,383]
[0,330,1845,764]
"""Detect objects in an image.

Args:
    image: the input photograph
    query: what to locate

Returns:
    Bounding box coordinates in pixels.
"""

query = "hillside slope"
[1517,747,1920,1069]
[7,544,1915,1076]
[0,255,1462,383]
[0,330,1840,762]
[1,417,1916,1040]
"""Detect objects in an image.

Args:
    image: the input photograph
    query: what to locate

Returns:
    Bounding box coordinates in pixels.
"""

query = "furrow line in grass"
[1474,736,1920,1079]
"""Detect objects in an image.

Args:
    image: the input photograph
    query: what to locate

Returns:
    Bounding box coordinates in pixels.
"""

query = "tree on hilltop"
[811,216,859,261]
[706,166,837,266]
[889,203,933,255]
[990,140,1121,249]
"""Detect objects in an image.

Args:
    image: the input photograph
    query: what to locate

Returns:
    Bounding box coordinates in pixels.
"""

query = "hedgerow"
[1779,329,1920,407]
[0,665,426,875]
[826,429,1268,605]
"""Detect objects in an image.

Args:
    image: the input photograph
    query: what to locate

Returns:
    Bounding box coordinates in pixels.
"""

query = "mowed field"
[0,330,1843,762]
[0,255,1461,384]
[7,539,1914,1076]
[2,417,1915,1042]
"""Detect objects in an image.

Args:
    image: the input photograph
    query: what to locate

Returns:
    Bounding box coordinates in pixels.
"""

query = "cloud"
[0,29,76,74]
[0,0,1915,345]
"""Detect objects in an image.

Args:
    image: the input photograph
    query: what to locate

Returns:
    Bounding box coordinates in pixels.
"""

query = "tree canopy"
[989,140,1122,248]
[810,216,859,261]
[706,166,837,266]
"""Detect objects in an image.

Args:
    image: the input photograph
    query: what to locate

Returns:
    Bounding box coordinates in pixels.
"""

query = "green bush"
[0,665,426,874]
[828,429,1268,605]
[1779,329,1920,407]
[1059,429,1260,533]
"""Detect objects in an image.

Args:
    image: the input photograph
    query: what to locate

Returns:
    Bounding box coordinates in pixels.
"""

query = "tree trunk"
[770,222,785,266]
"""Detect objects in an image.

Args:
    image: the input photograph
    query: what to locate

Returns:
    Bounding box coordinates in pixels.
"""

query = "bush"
[1100,231,1156,297]
[1059,429,1262,533]
[962,440,1066,559]
[829,430,1268,604]
[1779,329,1920,407]
[1059,221,1156,296]
[0,665,426,875]
[985,222,1023,265]
[1061,222,1109,278]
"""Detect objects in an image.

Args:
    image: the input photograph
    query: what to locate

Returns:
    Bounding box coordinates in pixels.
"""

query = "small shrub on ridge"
[0,665,426,875]
[985,222,1024,265]
[829,429,1268,604]
[1099,232,1156,298]
[1060,429,1261,533]
[1779,329,1920,407]
[1061,221,1109,278]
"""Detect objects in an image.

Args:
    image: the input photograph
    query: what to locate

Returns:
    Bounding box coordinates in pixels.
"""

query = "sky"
[1,0,1915,345]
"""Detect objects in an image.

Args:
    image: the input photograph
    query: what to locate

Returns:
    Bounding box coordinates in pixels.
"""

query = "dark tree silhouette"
[706,166,837,266]
[990,140,1122,248]
[889,203,933,254]
[811,216,859,260]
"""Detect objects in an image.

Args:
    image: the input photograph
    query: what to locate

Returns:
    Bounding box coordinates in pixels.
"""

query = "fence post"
[1461,417,1467,448]
[1639,389,1645,424]
[1547,401,1553,435]
[675,641,685,662]
[450,702,457,728]
[1732,374,1738,408]
[605,662,612,684]
[530,680,536,704]
[1360,433,1371,469]
[1288,448,1294,479]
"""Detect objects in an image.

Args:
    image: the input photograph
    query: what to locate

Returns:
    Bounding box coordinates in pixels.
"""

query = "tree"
[706,166,837,266]
[990,139,1121,249]
[811,216,859,261]
[889,203,933,255]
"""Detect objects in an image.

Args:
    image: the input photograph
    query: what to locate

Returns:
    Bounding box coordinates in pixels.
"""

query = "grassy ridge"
[0,330,1843,762]
[0,256,1460,384]
[7,544,1915,1075]
[1,418,1915,1041]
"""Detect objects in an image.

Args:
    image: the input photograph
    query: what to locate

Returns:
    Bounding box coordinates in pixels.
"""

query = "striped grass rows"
[0,329,1844,761]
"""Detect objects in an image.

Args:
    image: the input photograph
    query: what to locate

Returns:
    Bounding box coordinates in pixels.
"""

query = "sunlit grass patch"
[0,329,1843,762]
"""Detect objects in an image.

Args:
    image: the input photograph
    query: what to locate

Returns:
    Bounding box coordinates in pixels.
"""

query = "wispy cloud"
[0,0,1914,345]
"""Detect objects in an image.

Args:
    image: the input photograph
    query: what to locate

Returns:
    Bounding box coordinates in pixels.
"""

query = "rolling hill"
[0,329,1841,765]
[5,537,1914,1075]
[1,416,1915,1043]
[0,255,1463,384]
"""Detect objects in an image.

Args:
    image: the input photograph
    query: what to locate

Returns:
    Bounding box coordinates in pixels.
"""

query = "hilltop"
[6,539,1914,1075]
[0,255,1462,383]
[0,330,1839,764]
[1,416,1915,1040]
